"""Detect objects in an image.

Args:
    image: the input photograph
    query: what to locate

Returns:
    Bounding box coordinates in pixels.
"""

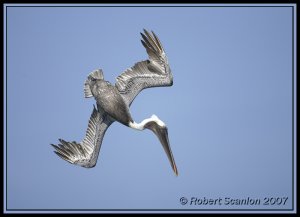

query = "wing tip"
[140,29,164,54]
[53,150,73,164]
[142,28,148,34]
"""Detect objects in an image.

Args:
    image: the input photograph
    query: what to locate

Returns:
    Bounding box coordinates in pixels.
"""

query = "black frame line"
[3,4,296,213]
[2,5,297,7]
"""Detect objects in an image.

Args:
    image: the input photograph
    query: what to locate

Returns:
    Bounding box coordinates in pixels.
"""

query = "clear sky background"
[5,5,295,211]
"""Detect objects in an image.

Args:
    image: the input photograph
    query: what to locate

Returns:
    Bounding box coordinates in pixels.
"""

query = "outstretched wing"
[51,105,114,168]
[115,29,173,106]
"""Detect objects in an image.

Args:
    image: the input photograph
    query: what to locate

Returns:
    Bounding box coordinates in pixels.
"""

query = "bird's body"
[51,29,178,176]
[91,78,133,126]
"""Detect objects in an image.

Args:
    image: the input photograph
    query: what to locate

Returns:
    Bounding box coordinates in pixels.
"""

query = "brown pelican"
[51,29,178,176]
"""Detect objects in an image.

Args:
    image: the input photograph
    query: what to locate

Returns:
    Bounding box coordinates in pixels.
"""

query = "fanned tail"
[84,69,104,98]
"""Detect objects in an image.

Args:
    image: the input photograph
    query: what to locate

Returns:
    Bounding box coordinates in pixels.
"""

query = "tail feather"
[84,69,104,98]
[88,69,104,80]
[84,84,93,98]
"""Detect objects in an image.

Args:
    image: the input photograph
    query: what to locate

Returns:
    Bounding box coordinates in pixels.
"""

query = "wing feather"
[51,105,114,168]
[151,30,164,51]
[115,29,173,106]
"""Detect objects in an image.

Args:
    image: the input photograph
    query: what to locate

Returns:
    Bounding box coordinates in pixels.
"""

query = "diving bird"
[51,29,178,175]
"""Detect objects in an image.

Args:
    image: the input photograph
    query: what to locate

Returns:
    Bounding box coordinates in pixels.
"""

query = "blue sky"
[5,5,295,212]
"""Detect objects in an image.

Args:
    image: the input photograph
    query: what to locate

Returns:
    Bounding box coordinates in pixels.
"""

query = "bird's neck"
[129,115,163,131]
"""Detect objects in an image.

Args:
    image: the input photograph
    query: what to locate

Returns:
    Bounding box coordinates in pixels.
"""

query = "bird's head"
[144,115,178,176]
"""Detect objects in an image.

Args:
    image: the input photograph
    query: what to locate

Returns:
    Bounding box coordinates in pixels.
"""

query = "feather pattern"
[115,29,173,106]
[51,105,114,168]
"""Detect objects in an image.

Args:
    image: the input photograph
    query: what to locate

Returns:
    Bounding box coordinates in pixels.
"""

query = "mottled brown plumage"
[51,29,178,176]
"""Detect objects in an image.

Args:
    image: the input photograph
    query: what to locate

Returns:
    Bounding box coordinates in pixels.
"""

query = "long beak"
[145,121,178,176]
